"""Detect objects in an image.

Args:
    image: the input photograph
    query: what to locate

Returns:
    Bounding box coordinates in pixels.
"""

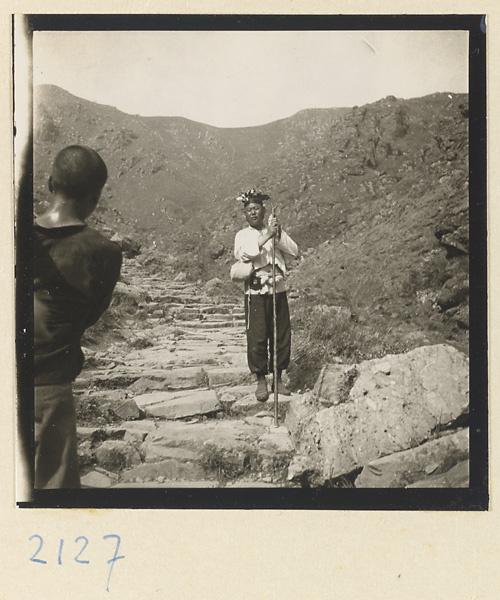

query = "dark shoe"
[255,379,269,402]
[271,380,291,396]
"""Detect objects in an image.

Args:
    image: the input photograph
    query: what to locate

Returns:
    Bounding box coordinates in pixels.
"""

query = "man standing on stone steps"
[33,146,122,488]
[232,189,299,402]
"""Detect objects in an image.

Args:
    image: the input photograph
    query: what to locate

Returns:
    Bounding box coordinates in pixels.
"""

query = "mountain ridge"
[34,84,469,375]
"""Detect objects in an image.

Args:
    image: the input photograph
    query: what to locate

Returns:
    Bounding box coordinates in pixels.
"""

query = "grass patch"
[75,396,122,428]
[288,300,411,391]
[200,444,257,481]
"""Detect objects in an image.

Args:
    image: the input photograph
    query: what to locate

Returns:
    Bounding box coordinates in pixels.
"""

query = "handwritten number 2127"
[29,534,124,592]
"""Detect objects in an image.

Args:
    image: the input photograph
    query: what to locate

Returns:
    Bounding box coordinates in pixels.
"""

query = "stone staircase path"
[77,258,298,489]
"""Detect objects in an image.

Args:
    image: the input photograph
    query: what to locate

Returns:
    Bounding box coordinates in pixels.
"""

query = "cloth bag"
[230,261,254,282]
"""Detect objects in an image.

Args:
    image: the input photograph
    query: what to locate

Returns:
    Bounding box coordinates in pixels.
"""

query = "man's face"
[245,202,265,228]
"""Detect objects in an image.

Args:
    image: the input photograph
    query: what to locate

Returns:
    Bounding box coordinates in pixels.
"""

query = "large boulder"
[286,344,469,484]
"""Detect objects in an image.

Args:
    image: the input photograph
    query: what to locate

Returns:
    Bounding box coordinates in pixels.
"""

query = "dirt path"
[76,258,300,488]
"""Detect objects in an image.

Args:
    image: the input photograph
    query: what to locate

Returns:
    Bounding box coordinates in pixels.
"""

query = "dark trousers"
[34,383,81,489]
[244,292,291,375]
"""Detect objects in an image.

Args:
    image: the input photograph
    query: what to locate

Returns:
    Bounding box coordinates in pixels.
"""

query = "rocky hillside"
[32,86,471,490]
[34,85,348,241]
[34,85,469,382]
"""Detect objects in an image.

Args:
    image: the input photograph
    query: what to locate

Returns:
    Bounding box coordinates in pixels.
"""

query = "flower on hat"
[236,188,270,206]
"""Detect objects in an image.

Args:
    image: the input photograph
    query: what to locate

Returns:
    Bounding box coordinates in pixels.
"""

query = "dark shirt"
[34,223,122,385]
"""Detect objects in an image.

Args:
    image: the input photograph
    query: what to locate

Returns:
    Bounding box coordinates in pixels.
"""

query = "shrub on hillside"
[288,300,411,391]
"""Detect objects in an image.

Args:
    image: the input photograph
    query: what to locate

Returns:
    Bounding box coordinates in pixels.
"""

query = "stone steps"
[155,294,208,304]
[77,271,297,488]
[176,320,245,330]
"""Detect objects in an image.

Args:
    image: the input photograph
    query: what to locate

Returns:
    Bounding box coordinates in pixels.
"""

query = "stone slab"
[355,428,469,488]
[205,367,254,388]
[142,445,200,463]
[120,459,206,483]
[178,320,244,330]
[407,459,469,488]
[136,389,220,419]
[111,481,219,488]
[143,420,263,454]
[245,416,274,427]
[225,480,285,488]
[128,367,207,393]
[258,429,296,455]
[231,393,295,416]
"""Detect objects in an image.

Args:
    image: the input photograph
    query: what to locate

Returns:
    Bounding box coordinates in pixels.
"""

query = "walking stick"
[271,205,279,427]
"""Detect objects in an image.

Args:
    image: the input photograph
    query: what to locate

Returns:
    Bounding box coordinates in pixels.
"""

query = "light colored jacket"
[233,225,299,294]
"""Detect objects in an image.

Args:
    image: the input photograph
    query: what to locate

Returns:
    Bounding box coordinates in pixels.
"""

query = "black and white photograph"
[15,15,487,509]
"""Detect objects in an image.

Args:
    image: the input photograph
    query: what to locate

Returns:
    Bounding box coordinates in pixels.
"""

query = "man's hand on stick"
[267,213,281,240]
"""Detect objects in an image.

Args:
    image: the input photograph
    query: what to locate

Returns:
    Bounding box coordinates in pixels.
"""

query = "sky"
[33,30,468,128]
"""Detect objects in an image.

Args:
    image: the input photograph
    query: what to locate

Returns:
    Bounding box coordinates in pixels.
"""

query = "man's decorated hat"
[237,188,270,207]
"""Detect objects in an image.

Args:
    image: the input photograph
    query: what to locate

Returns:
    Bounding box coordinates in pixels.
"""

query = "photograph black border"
[16,13,487,510]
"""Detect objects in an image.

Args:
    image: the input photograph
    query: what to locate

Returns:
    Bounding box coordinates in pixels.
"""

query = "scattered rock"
[78,440,94,466]
[111,233,142,258]
[81,471,113,488]
[122,420,157,442]
[204,277,224,294]
[214,385,255,406]
[450,304,469,329]
[111,281,148,309]
[437,277,469,311]
[107,397,141,420]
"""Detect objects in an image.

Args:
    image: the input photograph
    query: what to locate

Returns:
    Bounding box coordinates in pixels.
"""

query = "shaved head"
[51,145,107,200]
